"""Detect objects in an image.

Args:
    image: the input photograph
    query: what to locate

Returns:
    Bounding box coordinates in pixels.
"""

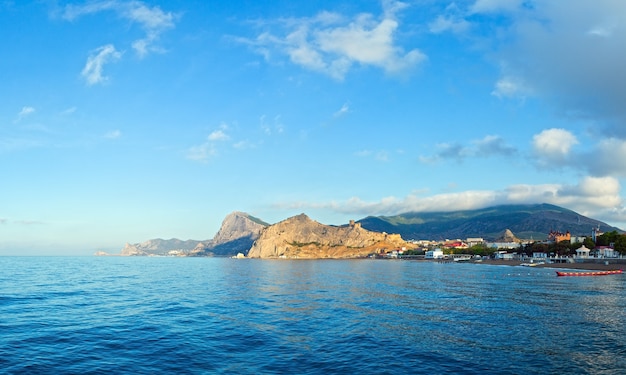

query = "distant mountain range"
[357,203,622,241]
[103,203,623,257]
[118,212,267,257]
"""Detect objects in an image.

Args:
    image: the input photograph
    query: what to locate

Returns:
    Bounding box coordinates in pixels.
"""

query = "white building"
[425,248,444,259]
[494,251,515,260]
[487,242,520,250]
[466,238,484,247]
[596,246,618,258]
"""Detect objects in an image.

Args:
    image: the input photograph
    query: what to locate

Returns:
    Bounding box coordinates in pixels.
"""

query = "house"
[532,252,548,259]
[487,242,520,250]
[444,240,468,249]
[466,238,484,247]
[596,246,618,258]
[494,251,515,260]
[386,250,400,258]
[425,248,444,259]
[548,230,571,243]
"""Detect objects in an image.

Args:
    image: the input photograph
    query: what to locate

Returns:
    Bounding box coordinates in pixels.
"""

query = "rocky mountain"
[189,211,267,256]
[496,229,520,243]
[357,203,622,241]
[118,211,268,257]
[247,214,413,258]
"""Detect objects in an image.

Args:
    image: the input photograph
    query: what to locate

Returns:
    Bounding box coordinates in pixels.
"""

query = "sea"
[1,257,625,374]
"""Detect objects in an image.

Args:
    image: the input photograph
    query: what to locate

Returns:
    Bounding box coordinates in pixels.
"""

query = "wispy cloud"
[61,106,77,115]
[208,129,229,141]
[355,149,396,162]
[62,0,177,58]
[239,0,425,80]
[0,138,43,152]
[333,102,350,118]
[15,106,35,122]
[186,142,217,163]
[429,3,470,34]
[81,44,122,85]
[186,124,231,162]
[104,130,122,139]
[419,135,516,163]
[0,218,45,226]
[260,115,284,135]
[491,76,531,99]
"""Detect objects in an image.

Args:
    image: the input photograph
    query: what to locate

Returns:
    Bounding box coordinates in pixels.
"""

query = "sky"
[2,0,626,255]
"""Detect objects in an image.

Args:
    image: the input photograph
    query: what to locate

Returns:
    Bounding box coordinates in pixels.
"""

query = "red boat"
[556,269,623,277]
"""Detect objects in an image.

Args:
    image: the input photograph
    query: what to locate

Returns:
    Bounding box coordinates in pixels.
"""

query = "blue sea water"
[1,257,625,374]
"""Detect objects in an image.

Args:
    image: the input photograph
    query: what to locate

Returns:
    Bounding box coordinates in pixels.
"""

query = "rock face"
[247,214,411,258]
[497,229,520,243]
[189,211,267,256]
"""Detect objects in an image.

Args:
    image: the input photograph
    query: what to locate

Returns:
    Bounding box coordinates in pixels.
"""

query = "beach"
[479,259,625,270]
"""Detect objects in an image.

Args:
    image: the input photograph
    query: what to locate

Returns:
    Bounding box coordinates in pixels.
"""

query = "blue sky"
[2,0,626,255]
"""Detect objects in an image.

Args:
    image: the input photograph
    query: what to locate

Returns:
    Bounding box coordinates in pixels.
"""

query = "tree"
[613,235,626,255]
[583,237,595,249]
[597,231,620,246]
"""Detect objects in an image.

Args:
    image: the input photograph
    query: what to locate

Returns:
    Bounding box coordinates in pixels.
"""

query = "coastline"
[476,259,625,271]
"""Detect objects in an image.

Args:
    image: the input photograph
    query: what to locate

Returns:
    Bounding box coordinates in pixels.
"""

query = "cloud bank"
[277,176,625,227]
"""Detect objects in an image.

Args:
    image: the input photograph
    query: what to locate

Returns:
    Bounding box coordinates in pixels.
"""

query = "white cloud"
[241,0,425,80]
[81,44,122,85]
[62,0,176,58]
[532,128,578,163]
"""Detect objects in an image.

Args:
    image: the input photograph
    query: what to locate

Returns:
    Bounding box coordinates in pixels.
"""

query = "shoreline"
[475,259,625,271]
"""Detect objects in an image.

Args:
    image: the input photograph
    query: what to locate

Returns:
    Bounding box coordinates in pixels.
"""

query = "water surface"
[1,257,624,374]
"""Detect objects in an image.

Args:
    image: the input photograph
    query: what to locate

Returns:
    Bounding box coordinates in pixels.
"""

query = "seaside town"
[377,226,626,268]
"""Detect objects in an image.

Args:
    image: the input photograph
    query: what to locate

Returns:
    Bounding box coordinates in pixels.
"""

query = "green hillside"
[357,203,622,241]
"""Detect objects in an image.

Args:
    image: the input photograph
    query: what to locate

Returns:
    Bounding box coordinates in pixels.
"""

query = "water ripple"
[1,257,625,374]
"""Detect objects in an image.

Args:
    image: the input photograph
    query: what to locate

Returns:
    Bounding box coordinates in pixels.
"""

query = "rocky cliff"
[189,211,267,256]
[247,213,412,258]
